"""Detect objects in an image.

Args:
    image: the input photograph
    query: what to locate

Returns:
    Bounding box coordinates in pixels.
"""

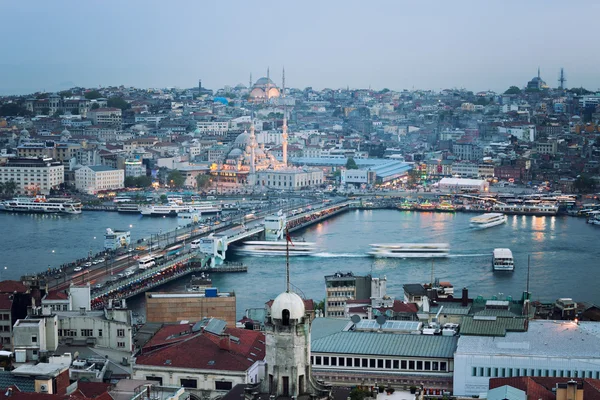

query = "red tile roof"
[0,294,13,310]
[142,323,194,351]
[136,327,265,372]
[76,382,112,398]
[0,281,28,294]
[44,291,68,301]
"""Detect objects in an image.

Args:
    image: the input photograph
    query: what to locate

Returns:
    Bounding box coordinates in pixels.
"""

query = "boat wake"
[447,253,490,258]
[312,252,370,258]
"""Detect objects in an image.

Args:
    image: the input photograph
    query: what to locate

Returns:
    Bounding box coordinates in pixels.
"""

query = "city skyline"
[2,0,600,95]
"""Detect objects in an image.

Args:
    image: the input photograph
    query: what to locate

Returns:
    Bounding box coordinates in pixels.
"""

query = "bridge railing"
[91,251,198,300]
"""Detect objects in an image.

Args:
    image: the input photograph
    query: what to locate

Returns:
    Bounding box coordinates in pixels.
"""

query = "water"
[2,209,599,320]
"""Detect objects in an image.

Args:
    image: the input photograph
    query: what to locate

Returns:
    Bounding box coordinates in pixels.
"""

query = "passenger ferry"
[233,240,318,256]
[369,243,450,258]
[0,196,82,214]
[397,201,415,211]
[470,213,507,229]
[436,201,455,212]
[140,203,191,217]
[117,203,140,213]
[587,211,600,226]
[167,195,184,204]
[492,248,514,271]
[492,202,558,216]
[416,201,436,211]
[189,203,221,214]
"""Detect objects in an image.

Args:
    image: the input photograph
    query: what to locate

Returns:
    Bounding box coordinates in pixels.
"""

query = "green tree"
[349,388,371,400]
[345,157,358,170]
[84,90,102,100]
[58,90,73,98]
[40,107,50,115]
[504,86,522,95]
[52,110,63,118]
[91,103,100,110]
[36,92,49,99]
[107,97,131,111]
[0,103,32,117]
[3,180,17,196]
[124,176,137,188]
[407,168,420,187]
[167,170,185,188]
[575,175,596,193]
[196,174,211,190]
[136,175,152,188]
[0,182,4,195]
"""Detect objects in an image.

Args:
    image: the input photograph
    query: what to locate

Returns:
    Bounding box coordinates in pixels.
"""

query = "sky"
[1,0,599,95]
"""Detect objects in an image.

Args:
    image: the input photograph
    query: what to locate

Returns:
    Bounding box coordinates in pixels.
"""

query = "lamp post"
[0,266,6,282]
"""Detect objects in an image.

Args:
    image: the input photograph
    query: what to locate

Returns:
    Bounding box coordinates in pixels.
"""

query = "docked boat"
[189,204,221,214]
[369,243,450,258]
[587,211,600,225]
[492,248,514,271]
[117,203,140,213]
[492,202,558,216]
[417,201,436,211]
[436,201,455,212]
[398,201,415,211]
[470,213,507,229]
[233,240,318,256]
[0,196,82,214]
[140,203,191,217]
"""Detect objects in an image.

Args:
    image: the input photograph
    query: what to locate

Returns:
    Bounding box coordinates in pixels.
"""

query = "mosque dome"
[255,77,275,87]
[227,148,243,159]
[194,128,201,135]
[271,291,305,320]
[20,128,29,136]
[61,128,70,135]
[235,131,251,146]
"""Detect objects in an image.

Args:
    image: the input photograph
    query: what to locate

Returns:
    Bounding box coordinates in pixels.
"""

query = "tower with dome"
[249,68,281,103]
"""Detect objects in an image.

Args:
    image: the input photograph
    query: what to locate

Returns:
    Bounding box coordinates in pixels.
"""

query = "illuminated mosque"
[249,68,281,103]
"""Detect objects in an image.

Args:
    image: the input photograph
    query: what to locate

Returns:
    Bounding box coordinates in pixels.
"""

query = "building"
[453,320,600,396]
[324,272,372,318]
[0,157,64,195]
[437,177,489,192]
[124,159,145,178]
[488,376,600,400]
[249,71,280,103]
[310,317,457,390]
[535,141,558,155]
[195,121,229,136]
[452,143,483,161]
[0,294,14,347]
[527,68,548,90]
[145,291,236,326]
[75,165,124,194]
[133,318,266,399]
[498,124,536,142]
[88,108,122,125]
[256,167,324,191]
[13,315,59,362]
[17,141,81,163]
[341,169,377,186]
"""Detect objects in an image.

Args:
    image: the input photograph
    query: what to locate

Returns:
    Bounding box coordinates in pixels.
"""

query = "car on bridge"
[74,266,83,272]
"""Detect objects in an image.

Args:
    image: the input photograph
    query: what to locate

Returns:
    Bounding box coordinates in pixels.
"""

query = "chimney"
[567,380,578,400]
[461,287,469,307]
[219,334,231,351]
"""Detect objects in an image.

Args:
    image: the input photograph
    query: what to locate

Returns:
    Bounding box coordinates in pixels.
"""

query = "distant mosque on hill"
[249,68,281,103]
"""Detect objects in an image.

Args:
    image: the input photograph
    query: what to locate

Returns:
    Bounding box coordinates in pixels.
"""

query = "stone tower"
[281,67,288,166]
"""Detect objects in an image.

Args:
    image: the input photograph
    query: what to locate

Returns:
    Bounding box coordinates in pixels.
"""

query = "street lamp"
[0,266,7,281]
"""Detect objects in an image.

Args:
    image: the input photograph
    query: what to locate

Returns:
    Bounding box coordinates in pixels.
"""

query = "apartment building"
[75,165,124,194]
[88,108,122,125]
[324,272,372,317]
[256,168,324,191]
[196,121,229,136]
[0,157,64,195]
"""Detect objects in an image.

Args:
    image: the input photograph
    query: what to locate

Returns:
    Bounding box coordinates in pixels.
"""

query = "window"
[117,329,125,337]
[432,361,439,371]
[323,357,329,366]
[385,360,391,369]
[117,342,125,348]
[31,336,37,343]
[315,356,321,365]
[393,360,399,369]
[338,358,344,367]
[362,359,368,368]
[81,329,93,337]
[215,381,232,391]
[180,379,197,389]
[98,329,103,337]
[377,359,383,369]
[425,361,431,371]
[369,359,376,368]
[417,361,423,370]
[401,360,407,370]
[354,358,360,367]
[408,360,415,370]
[472,367,477,377]
[331,357,337,366]
[346,357,352,367]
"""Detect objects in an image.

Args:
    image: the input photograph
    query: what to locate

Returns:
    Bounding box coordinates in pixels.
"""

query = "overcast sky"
[1,0,599,95]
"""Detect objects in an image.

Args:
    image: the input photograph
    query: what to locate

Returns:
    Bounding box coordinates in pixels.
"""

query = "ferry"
[178,209,202,226]
[0,196,82,214]
[470,213,507,229]
[369,243,450,258]
[436,201,455,212]
[233,240,318,256]
[397,201,415,211]
[189,203,221,214]
[587,211,600,226]
[117,203,140,213]
[492,202,558,216]
[140,203,191,217]
[416,201,436,211]
[492,248,514,271]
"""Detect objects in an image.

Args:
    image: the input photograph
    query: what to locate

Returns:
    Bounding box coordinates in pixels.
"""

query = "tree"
[3,180,17,196]
[504,86,522,95]
[84,90,102,100]
[196,174,211,190]
[91,103,100,110]
[349,388,371,400]
[58,90,72,98]
[136,175,152,188]
[52,110,63,118]
[36,92,49,99]
[40,107,50,115]
[107,97,131,111]
[345,157,358,170]
[575,175,596,193]
[407,168,420,187]
[167,170,185,188]
[124,176,137,188]
[0,103,31,117]
[0,182,4,195]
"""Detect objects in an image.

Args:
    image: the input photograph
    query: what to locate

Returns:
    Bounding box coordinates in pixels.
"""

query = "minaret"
[249,73,252,90]
[266,67,270,100]
[249,122,257,176]
[537,67,540,79]
[282,67,288,166]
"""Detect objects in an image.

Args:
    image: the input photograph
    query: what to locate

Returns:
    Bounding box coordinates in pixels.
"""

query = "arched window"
[282,309,290,326]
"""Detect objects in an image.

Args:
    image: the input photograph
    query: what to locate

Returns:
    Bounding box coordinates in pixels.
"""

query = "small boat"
[492,248,514,271]
[436,201,455,212]
[140,203,191,217]
[398,202,415,211]
[234,240,318,256]
[586,211,600,225]
[470,213,507,229]
[369,243,450,258]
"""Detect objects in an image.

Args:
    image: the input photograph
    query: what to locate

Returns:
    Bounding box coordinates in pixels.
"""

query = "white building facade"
[0,157,64,195]
[75,165,124,194]
[256,168,324,190]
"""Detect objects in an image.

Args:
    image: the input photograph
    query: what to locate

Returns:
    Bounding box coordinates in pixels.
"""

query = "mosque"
[249,68,281,103]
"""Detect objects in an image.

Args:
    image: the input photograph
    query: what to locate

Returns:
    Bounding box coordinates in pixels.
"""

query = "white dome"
[227,148,243,159]
[271,291,305,320]
[235,131,250,146]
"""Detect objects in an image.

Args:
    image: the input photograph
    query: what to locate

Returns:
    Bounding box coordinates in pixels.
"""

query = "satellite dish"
[376,315,386,326]
[351,315,361,324]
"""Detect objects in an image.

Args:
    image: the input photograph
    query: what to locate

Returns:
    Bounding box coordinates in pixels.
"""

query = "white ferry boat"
[587,211,600,226]
[117,203,140,213]
[188,202,221,214]
[492,248,514,271]
[492,202,558,216]
[369,243,450,258]
[0,196,82,214]
[140,203,190,217]
[470,213,507,229]
[234,240,318,256]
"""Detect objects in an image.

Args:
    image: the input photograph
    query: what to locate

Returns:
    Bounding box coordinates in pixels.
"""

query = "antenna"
[430,260,435,287]
[558,68,567,90]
